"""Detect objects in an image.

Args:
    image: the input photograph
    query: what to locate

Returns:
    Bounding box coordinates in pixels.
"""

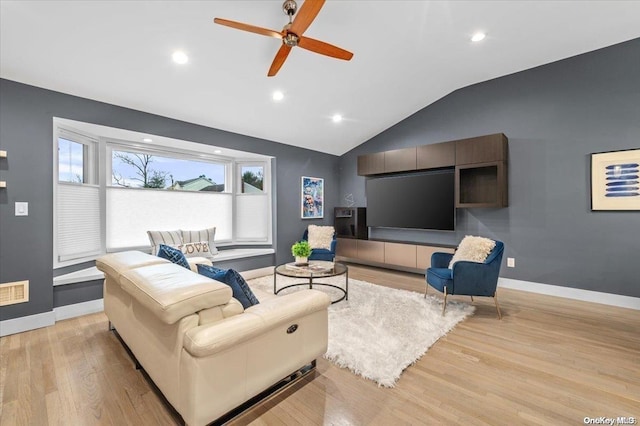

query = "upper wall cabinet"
[454,133,508,208]
[455,133,507,165]
[384,147,416,173]
[417,141,455,169]
[357,152,385,176]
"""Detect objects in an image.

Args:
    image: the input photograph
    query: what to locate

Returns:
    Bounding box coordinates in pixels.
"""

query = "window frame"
[234,160,272,243]
[237,161,267,194]
[53,127,103,268]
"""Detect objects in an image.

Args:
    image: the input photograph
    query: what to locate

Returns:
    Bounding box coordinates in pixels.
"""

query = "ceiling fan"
[214,0,353,77]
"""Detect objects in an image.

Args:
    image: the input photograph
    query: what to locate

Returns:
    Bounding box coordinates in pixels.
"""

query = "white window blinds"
[106,188,233,250]
[235,194,270,241]
[56,183,102,262]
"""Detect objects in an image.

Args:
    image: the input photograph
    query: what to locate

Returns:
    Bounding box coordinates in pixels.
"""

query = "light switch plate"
[15,202,28,216]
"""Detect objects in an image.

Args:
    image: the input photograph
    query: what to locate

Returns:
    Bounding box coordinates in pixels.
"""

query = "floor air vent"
[0,280,29,306]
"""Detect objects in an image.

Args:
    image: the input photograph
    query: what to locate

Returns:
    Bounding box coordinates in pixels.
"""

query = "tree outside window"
[241,165,264,193]
[111,150,226,191]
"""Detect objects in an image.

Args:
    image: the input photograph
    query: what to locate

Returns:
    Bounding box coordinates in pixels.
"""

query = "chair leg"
[494,291,502,320]
[442,286,447,316]
[470,295,474,302]
[424,284,428,298]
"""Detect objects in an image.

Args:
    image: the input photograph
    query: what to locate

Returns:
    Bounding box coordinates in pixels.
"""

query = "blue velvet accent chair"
[302,229,337,261]
[425,240,504,319]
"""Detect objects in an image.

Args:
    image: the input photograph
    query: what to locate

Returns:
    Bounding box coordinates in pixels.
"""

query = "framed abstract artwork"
[301,176,324,219]
[590,148,640,211]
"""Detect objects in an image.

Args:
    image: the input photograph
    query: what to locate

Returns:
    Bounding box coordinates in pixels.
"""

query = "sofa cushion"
[197,265,259,309]
[307,225,334,250]
[181,227,218,257]
[157,244,191,269]
[119,263,232,324]
[147,229,183,256]
[449,235,496,268]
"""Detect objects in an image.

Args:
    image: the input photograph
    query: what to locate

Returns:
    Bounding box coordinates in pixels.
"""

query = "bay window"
[53,119,273,268]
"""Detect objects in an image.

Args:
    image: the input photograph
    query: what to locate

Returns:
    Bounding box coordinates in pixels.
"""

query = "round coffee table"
[273,261,348,304]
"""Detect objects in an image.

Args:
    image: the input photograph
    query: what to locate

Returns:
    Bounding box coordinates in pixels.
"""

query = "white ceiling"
[1,1,639,156]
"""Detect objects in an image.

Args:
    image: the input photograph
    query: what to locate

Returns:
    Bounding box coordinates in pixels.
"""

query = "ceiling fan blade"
[289,0,325,36]
[268,44,292,77]
[214,18,282,39]
[298,36,353,61]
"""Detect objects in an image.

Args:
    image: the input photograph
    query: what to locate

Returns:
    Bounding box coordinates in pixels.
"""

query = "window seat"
[53,248,275,286]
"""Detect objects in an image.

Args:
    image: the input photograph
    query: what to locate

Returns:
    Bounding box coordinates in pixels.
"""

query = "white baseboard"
[54,298,104,321]
[0,311,55,337]
[0,299,105,337]
[498,278,640,310]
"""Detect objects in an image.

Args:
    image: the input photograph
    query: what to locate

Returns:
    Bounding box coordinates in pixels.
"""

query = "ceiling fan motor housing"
[284,33,299,47]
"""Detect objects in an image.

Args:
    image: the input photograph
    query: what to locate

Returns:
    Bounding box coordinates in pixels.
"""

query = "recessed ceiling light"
[332,114,343,123]
[214,149,222,154]
[272,91,284,101]
[172,51,189,64]
[471,32,486,42]
[142,138,153,142]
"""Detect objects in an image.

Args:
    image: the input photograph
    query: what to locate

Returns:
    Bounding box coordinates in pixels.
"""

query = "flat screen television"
[366,169,455,231]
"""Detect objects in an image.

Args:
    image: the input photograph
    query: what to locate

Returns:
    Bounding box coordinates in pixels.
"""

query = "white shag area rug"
[247,274,475,387]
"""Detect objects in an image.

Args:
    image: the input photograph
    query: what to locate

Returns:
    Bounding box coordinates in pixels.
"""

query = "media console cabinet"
[335,238,455,274]
[357,133,509,208]
[339,133,507,272]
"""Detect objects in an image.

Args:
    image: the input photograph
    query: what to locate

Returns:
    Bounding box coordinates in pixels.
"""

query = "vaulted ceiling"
[1,1,639,155]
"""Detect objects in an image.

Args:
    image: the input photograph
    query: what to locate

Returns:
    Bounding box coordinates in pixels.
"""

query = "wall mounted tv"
[366,169,455,231]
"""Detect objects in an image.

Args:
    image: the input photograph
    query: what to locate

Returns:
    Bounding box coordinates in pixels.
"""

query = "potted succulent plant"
[291,240,312,265]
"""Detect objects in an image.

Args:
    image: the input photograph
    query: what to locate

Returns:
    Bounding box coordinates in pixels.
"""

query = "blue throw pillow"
[197,264,259,309]
[157,244,190,269]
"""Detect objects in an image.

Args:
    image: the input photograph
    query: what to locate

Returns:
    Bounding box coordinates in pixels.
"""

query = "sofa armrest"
[183,290,330,357]
[330,238,337,254]
[187,256,212,272]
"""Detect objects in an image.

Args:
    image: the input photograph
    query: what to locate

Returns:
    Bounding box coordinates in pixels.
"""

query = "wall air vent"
[0,280,29,306]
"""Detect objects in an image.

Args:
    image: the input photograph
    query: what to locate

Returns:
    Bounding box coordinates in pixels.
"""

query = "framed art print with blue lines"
[591,148,640,211]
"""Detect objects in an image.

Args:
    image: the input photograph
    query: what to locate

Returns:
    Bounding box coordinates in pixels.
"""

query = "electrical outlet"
[507,257,515,268]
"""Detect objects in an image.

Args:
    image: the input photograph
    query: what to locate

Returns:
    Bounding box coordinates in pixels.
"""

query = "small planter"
[291,240,311,266]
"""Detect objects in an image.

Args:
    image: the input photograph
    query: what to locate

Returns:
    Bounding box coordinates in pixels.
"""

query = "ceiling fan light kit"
[214,0,353,77]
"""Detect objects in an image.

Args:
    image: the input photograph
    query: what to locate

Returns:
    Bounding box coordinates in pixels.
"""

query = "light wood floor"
[1,264,639,425]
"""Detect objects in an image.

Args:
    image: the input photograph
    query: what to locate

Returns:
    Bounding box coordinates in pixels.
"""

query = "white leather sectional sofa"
[96,251,330,426]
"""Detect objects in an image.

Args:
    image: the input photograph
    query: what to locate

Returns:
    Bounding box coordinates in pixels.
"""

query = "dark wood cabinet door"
[384,147,416,173]
[417,141,455,169]
[455,133,507,165]
[357,152,385,176]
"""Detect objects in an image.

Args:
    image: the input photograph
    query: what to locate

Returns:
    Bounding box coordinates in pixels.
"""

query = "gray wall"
[339,38,640,298]
[0,80,339,321]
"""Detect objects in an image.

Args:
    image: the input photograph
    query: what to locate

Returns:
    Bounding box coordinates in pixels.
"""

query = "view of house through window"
[240,165,264,193]
[111,149,226,191]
